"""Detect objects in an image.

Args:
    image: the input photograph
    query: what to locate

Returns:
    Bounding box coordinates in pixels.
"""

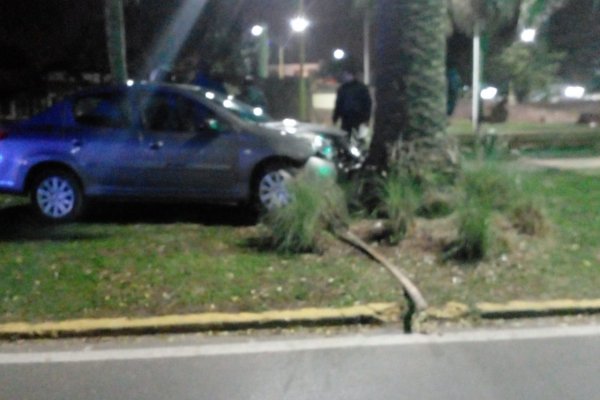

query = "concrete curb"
[424,299,600,321]
[0,303,400,339]
[476,299,600,319]
[2,299,599,340]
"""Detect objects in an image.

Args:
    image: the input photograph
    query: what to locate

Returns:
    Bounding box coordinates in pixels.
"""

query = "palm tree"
[367,0,457,181]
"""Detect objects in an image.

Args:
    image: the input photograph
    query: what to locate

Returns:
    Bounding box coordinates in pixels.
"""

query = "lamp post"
[290,0,309,120]
[251,24,270,79]
[472,19,482,136]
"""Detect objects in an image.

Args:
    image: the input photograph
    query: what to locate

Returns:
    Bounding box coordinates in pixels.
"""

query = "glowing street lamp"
[290,9,310,120]
[249,24,269,79]
[290,16,309,33]
[564,85,585,99]
[520,28,537,43]
[333,48,346,60]
[480,86,498,100]
[251,24,264,37]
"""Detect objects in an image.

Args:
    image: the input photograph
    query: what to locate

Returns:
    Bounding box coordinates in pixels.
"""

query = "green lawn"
[389,165,600,307]
[2,164,600,323]
[449,118,600,136]
[449,119,600,156]
[0,199,399,323]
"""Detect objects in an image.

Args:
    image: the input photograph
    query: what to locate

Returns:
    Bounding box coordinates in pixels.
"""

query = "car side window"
[140,92,227,133]
[74,94,131,129]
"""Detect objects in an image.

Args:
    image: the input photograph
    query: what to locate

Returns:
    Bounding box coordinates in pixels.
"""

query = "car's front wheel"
[30,169,83,222]
[255,165,294,211]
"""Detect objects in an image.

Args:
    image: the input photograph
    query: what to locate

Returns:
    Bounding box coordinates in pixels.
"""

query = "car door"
[136,90,239,198]
[65,90,143,195]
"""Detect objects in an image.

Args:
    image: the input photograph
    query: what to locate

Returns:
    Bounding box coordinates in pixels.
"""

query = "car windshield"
[195,88,273,124]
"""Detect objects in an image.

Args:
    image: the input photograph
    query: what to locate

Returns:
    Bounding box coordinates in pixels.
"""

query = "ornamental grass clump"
[445,164,511,261]
[461,163,517,211]
[263,175,348,253]
[446,199,492,261]
[447,162,546,261]
[376,171,422,244]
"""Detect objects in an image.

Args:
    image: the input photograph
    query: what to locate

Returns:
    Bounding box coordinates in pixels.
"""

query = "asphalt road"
[1,325,599,400]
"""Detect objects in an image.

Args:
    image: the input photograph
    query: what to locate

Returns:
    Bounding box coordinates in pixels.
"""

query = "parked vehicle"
[201,87,365,174]
[0,82,338,222]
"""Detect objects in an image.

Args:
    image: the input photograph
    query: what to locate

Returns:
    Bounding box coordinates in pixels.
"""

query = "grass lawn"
[2,163,600,323]
[449,119,600,159]
[0,199,399,323]
[385,164,600,307]
[448,118,600,136]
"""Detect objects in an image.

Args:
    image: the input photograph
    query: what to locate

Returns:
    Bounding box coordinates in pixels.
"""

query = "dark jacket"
[333,80,372,127]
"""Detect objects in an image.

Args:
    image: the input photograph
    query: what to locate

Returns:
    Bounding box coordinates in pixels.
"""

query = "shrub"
[448,162,547,261]
[262,175,348,253]
[376,171,422,244]
[461,163,518,211]
[446,200,491,261]
[418,188,456,218]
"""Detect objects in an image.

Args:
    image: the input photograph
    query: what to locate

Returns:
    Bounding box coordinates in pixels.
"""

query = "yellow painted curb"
[425,302,470,320]
[0,303,400,338]
[476,299,600,318]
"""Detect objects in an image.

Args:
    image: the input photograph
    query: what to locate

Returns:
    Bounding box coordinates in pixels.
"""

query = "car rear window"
[73,94,131,129]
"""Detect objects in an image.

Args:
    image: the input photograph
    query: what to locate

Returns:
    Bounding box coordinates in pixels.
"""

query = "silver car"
[0,82,337,222]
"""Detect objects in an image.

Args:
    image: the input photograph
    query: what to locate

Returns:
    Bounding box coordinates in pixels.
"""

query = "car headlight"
[311,135,334,161]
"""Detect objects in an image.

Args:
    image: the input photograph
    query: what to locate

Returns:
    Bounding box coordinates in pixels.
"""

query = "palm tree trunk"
[367,0,458,181]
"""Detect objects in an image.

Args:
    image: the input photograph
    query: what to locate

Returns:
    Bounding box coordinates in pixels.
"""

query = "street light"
[520,28,537,43]
[290,12,310,120]
[333,48,346,60]
[251,24,264,37]
[480,86,498,100]
[249,24,269,79]
[290,16,309,33]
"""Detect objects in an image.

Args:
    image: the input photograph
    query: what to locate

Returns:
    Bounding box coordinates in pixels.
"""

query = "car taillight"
[0,129,7,140]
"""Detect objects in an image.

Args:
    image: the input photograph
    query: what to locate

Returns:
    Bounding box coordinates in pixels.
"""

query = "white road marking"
[1,325,599,365]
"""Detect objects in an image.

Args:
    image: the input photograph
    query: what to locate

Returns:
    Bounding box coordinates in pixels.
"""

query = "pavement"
[2,324,600,400]
[520,156,600,170]
[2,298,600,340]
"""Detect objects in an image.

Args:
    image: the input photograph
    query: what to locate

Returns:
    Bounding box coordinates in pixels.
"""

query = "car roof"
[70,81,204,98]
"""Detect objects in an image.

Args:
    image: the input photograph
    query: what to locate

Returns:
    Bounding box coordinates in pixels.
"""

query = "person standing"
[238,75,269,111]
[332,69,372,139]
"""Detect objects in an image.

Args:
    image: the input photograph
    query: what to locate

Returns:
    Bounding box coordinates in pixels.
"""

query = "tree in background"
[547,0,600,88]
[486,40,564,102]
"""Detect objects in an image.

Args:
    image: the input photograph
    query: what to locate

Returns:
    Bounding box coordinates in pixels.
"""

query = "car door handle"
[149,141,164,150]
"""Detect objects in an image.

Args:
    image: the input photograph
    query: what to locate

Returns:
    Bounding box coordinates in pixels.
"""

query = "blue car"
[0,82,340,222]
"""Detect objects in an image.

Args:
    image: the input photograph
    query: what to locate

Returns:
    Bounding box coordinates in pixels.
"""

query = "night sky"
[241,0,365,62]
[0,1,598,89]
[0,0,364,72]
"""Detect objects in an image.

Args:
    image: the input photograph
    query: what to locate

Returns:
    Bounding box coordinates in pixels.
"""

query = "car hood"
[261,121,346,139]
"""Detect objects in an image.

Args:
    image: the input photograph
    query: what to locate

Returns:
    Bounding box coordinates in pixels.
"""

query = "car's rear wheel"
[30,169,83,222]
[255,165,294,211]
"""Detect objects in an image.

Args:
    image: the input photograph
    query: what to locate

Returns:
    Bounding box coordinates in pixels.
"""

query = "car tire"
[30,168,84,223]
[254,164,294,211]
